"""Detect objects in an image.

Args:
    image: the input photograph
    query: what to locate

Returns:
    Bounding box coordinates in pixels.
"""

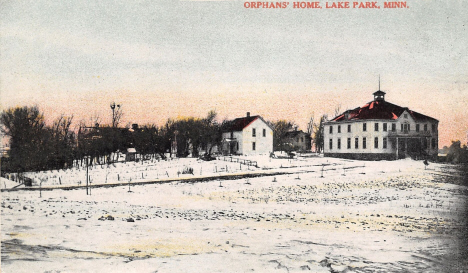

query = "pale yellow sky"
[1,0,467,147]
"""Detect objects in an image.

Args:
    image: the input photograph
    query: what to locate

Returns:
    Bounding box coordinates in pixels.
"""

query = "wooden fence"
[217,156,258,167]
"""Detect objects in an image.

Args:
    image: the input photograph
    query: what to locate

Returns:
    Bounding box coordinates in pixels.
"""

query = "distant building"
[126,148,137,161]
[0,143,10,158]
[221,112,273,155]
[283,129,311,152]
[324,90,439,160]
[0,133,10,158]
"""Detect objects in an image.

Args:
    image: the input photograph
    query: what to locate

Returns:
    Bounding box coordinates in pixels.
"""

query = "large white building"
[324,90,439,160]
[221,113,273,156]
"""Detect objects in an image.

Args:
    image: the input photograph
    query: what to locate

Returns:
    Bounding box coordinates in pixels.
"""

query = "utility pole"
[86,156,89,195]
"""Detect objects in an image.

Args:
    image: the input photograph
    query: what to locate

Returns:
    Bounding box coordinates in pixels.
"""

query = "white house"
[221,112,273,155]
[324,90,439,160]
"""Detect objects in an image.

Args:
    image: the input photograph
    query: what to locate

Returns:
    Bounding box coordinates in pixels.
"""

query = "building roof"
[331,99,438,123]
[224,115,272,132]
[373,90,386,96]
[224,116,259,132]
[284,130,309,138]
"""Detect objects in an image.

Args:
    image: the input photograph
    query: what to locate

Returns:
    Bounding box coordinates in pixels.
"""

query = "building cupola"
[373,75,385,101]
[373,90,386,101]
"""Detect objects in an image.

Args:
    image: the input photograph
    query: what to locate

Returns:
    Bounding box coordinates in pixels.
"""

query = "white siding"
[221,117,273,155]
[221,131,243,154]
[324,110,439,156]
[241,118,273,155]
[325,120,396,154]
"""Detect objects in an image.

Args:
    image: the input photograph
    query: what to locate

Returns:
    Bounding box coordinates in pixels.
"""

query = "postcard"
[1,1,467,272]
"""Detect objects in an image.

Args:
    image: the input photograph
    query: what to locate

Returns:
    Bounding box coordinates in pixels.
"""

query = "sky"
[1,0,467,147]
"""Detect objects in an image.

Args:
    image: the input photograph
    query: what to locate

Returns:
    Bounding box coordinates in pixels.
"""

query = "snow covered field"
[2,156,468,272]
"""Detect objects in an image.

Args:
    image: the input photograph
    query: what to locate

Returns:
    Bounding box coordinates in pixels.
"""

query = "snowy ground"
[3,154,317,189]
[2,156,468,272]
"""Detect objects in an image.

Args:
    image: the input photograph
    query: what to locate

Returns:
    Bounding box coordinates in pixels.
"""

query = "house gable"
[397,110,415,123]
[221,113,273,155]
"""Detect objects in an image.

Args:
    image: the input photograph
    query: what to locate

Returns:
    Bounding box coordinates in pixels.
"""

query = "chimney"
[246,112,250,117]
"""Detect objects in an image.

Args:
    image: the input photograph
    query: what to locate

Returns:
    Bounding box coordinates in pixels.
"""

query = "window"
[355,137,359,149]
[432,124,436,132]
[347,138,351,149]
[301,137,304,143]
[263,129,266,137]
[236,142,239,151]
[363,123,367,132]
[402,123,410,132]
[252,128,256,137]
[329,139,333,150]
[375,123,379,132]
[383,137,387,149]
[338,125,341,133]
[329,126,333,134]
[404,114,408,118]
[363,137,367,149]
[383,123,387,132]
[374,137,379,149]
[252,142,256,151]
[230,131,234,138]
[392,123,396,132]
[338,138,341,149]
[431,138,436,149]
[424,124,428,132]
[348,124,351,133]
[416,124,420,132]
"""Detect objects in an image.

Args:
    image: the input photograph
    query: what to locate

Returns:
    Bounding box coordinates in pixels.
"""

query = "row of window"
[252,128,267,137]
[328,137,437,150]
[295,137,304,143]
[234,142,257,151]
[329,123,436,134]
[329,137,386,150]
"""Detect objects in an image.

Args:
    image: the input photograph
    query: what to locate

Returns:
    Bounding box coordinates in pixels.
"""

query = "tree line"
[0,106,75,173]
[1,106,326,174]
[0,107,228,173]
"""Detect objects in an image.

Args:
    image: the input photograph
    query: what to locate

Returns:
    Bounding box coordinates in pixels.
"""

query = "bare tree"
[334,104,342,118]
[272,120,296,152]
[85,113,102,128]
[307,114,314,135]
[307,114,314,151]
[0,106,46,171]
[52,114,74,139]
[314,114,328,154]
